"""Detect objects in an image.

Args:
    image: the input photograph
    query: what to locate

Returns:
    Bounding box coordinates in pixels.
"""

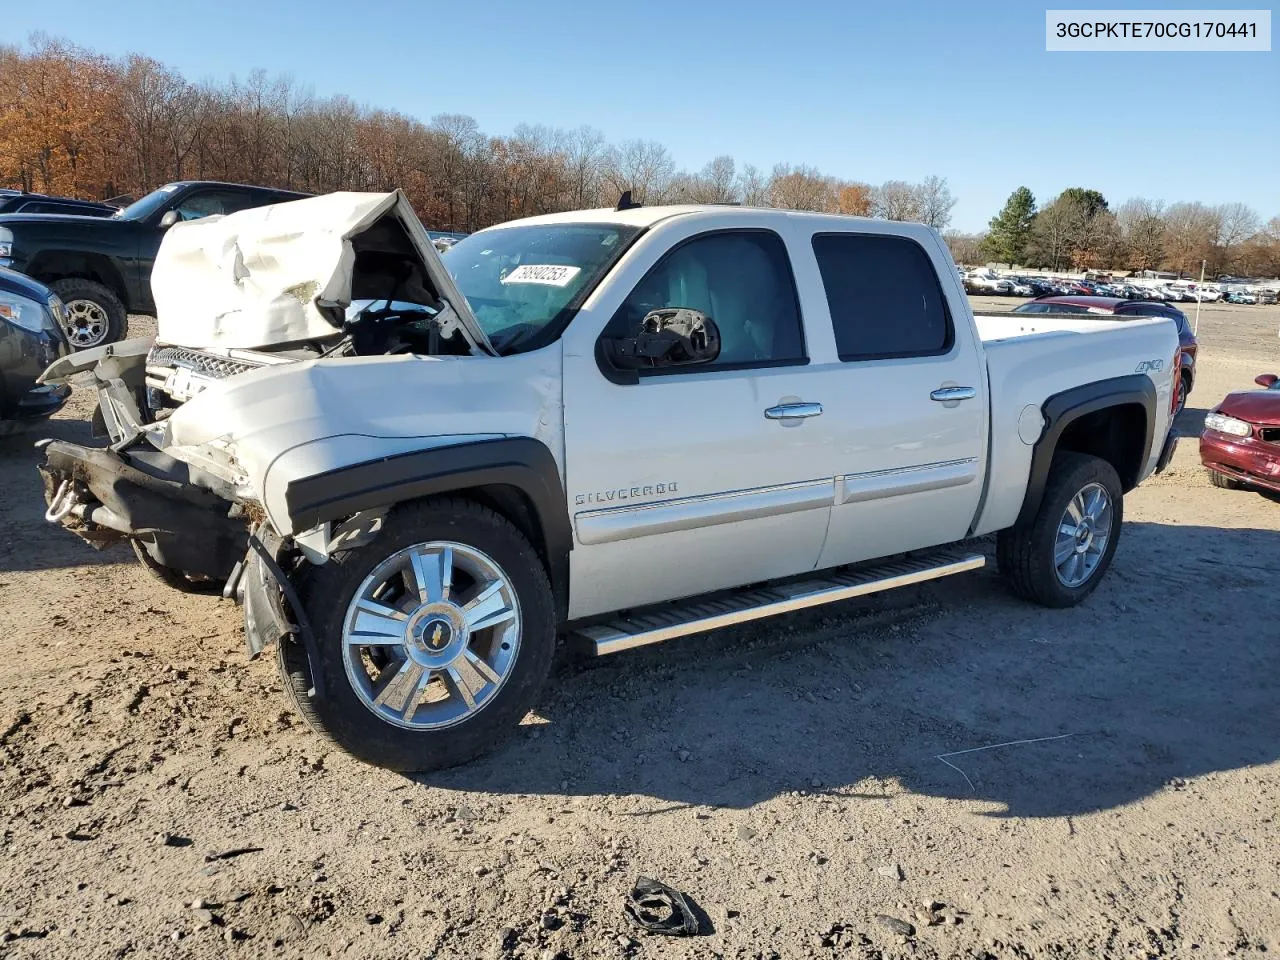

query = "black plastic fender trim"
[284,436,571,617]
[246,529,325,699]
[1015,374,1157,527]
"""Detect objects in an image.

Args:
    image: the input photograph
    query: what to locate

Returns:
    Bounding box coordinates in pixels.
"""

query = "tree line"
[0,37,956,233]
[954,186,1279,278]
[4,38,1274,277]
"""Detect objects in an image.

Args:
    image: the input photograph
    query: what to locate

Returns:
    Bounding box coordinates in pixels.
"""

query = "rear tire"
[275,497,556,772]
[1175,374,1190,415]
[1207,469,1242,490]
[49,278,127,349]
[997,452,1123,608]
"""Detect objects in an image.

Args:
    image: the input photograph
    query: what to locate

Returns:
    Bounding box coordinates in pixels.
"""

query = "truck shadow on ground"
[433,520,1280,820]
[1175,405,1210,434]
[0,417,122,572]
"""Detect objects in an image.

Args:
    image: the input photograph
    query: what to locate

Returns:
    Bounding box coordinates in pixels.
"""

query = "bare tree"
[736,163,769,207]
[768,163,837,211]
[872,180,921,221]
[1215,202,1260,272]
[915,175,956,229]
[943,231,986,266]
[1163,202,1221,274]
[563,125,605,208]
[1117,197,1166,270]
[601,139,675,205]
[684,155,738,203]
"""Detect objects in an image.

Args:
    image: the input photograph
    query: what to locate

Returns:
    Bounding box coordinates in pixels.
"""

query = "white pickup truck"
[38,191,1181,772]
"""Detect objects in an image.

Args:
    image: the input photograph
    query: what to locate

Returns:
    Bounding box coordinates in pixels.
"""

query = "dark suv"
[0,181,310,348]
[1012,295,1198,411]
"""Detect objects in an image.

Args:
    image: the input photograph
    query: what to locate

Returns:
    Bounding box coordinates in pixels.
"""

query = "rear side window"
[812,233,953,360]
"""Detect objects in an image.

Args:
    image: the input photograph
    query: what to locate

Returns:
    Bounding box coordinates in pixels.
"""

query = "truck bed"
[971,312,1178,537]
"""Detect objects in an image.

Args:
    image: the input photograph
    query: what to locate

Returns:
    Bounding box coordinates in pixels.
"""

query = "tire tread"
[997,452,1122,608]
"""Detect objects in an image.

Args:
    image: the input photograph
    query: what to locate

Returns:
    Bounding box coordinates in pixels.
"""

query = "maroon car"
[1200,374,1280,493]
[1012,296,1198,411]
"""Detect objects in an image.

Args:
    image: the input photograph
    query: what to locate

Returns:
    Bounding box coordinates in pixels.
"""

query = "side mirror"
[607,308,721,370]
[158,210,180,228]
[1255,374,1278,388]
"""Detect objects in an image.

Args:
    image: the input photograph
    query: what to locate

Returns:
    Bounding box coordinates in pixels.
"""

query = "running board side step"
[573,552,985,656]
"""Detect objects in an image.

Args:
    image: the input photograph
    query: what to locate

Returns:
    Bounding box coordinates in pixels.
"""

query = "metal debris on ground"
[624,877,701,936]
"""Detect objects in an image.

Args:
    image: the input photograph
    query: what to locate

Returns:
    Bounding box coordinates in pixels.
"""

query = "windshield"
[114,183,182,221]
[443,223,640,352]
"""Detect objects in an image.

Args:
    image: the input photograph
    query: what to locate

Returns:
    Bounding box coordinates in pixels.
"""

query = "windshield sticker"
[501,264,582,287]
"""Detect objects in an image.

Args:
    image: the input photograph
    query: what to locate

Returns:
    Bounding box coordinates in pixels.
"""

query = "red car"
[1200,374,1280,493]
[1012,296,1198,411]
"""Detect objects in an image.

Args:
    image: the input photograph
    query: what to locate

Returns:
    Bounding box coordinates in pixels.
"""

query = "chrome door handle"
[930,386,977,402]
[764,402,823,420]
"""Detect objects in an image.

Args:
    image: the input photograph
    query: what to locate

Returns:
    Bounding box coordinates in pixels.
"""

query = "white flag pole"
[1194,259,1205,335]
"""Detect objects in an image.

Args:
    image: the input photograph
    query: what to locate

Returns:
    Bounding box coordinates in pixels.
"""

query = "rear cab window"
[810,233,953,360]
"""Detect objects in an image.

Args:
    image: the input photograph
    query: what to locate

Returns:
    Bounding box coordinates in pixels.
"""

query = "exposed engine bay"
[143,201,480,410]
[145,298,468,410]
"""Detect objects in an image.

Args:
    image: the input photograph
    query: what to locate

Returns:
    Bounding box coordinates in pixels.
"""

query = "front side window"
[606,230,805,369]
[173,189,256,222]
[444,223,639,354]
[812,233,952,360]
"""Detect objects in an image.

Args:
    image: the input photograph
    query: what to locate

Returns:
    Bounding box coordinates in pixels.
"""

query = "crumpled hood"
[151,190,494,355]
[157,347,563,534]
[1218,388,1280,427]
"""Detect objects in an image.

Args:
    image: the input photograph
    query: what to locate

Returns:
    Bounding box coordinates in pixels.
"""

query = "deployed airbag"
[150,190,492,354]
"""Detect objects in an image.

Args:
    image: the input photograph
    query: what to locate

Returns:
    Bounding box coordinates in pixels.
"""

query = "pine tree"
[981,187,1037,268]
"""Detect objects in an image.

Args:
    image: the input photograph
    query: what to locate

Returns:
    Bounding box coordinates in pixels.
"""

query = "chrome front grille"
[147,346,258,381]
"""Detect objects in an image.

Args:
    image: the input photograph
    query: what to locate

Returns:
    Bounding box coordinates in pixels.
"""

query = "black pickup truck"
[0,181,309,348]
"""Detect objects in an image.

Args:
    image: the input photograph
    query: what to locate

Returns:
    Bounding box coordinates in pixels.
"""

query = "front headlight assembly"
[1204,412,1252,438]
[0,291,52,334]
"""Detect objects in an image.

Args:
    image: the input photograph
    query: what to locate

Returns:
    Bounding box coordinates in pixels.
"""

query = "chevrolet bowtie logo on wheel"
[427,621,449,650]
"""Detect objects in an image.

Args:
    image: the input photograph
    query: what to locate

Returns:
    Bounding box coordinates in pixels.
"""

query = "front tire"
[1207,469,1242,490]
[276,497,556,772]
[997,452,1123,608]
[49,278,128,349]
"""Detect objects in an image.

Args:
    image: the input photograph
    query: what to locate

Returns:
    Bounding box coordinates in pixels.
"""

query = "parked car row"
[960,269,1275,305]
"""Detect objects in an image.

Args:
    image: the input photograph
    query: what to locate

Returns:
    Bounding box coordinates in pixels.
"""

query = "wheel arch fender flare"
[30,250,129,304]
[283,437,571,618]
[1016,374,1156,526]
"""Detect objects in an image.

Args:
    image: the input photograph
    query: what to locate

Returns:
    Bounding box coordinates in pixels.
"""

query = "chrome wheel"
[63,299,110,347]
[1054,482,1113,588]
[341,541,521,731]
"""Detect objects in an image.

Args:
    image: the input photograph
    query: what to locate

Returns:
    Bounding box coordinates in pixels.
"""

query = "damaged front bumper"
[37,339,312,671]
[39,440,252,581]
[39,439,316,680]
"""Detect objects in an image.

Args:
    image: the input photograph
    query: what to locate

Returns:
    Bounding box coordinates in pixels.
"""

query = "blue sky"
[7,0,1277,230]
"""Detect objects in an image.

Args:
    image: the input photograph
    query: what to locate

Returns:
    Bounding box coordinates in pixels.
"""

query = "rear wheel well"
[1055,403,1147,491]
[27,251,128,304]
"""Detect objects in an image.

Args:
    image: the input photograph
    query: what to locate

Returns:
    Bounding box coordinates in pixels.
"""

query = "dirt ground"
[2,300,1278,960]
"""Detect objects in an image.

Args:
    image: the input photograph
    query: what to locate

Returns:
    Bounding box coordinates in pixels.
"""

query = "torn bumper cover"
[39,441,249,581]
